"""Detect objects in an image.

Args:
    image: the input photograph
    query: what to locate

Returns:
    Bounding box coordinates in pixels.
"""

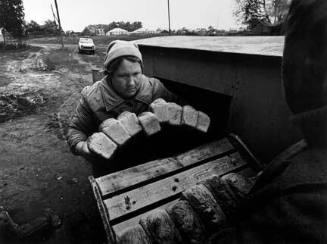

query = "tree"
[81,27,93,36]
[207,26,217,36]
[25,20,41,36]
[81,21,143,35]
[235,0,290,30]
[107,21,142,32]
[266,0,289,23]
[42,20,58,35]
[25,20,59,36]
[0,0,25,39]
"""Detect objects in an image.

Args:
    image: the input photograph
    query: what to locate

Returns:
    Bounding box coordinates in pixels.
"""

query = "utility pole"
[54,0,64,48]
[51,4,58,27]
[167,0,171,35]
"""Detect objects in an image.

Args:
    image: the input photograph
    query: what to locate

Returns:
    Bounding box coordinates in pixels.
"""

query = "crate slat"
[104,152,245,222]
[96,138,234,197]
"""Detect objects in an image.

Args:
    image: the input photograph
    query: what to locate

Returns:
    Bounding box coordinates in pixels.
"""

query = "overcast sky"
[23,0,240,32]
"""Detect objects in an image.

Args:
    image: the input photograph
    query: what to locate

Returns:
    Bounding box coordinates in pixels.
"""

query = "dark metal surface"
[138,39,302,163]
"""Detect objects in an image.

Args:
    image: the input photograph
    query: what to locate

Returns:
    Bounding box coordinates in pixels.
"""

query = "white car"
[78,38,95,54]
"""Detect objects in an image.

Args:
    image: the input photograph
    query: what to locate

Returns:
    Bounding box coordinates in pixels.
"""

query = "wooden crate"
[89,134,261,243]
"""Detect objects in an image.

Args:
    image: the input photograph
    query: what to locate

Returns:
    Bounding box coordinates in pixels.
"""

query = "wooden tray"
[89,134,261,243]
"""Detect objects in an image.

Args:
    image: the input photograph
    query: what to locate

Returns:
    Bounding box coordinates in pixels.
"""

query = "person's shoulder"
[79,80,105,112]
[148,76,162,86]
[270,146,327,192]
[81,80,102,99]
[139,74,160,85]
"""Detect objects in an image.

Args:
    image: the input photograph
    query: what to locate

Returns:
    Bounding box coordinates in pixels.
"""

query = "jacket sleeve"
[66,89,98,154]
[208,184,327,243]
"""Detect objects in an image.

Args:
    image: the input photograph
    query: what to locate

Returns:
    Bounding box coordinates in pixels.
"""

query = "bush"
[0,42,29,50]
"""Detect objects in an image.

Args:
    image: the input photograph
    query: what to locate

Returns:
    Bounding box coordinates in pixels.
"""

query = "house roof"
[107,27,128,33]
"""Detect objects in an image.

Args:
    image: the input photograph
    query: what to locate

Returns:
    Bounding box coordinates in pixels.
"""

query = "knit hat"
[104,40,143,70]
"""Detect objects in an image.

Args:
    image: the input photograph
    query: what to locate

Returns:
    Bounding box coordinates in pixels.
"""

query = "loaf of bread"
[182,184,226,233]
[202,175,238,217]
[167,102,182,126]
[117,224,151,244]
[182,105,199,128]
[139,209,182,244]
[149,98,170,123]
[221,173,254,201]
[138,112,161,136]
[167,200,207,244]
[99,118,131,146]
[117,111,142,137]
[87,132,117,159]
[196,111,210,133]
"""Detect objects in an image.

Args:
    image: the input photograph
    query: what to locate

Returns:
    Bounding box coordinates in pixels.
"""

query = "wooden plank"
[113,200,179,237]
[176,138,233,166]
[104,152,245,222]
[96,138,234,196]
[89,176,116,244]
[228,133,262,170]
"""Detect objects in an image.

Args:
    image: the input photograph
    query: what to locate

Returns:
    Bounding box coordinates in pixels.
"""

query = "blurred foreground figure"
[210,0,327,243]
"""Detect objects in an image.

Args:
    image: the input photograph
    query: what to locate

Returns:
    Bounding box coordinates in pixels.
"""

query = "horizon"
[23,0,241,32]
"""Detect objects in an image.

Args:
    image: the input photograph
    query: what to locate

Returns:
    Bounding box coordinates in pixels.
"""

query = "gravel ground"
[0,44,107,244]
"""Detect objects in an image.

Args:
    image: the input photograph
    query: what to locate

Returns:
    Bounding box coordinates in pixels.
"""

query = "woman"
[67,40,178,159]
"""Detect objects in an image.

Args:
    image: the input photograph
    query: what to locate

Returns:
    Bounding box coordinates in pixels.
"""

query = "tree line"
[81,21,143,36]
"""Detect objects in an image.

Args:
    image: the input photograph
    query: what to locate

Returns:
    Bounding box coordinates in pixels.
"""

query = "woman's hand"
[75,141,92,158]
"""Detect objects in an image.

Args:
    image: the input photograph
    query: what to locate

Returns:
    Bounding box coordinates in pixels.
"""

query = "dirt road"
[0,43,108,243]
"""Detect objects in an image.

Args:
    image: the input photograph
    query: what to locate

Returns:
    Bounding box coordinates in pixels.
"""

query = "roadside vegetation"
[28,33,167,46]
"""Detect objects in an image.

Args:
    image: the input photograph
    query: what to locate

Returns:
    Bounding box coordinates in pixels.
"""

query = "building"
[130,27,157,35]
[96,28,105,36]
[105,28,129,36]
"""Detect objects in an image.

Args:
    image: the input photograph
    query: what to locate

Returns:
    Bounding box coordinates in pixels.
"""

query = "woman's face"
[111,59,142,98]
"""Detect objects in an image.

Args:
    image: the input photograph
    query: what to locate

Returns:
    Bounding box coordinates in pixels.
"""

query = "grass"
[44,47,81,71]
[0,42,30,51]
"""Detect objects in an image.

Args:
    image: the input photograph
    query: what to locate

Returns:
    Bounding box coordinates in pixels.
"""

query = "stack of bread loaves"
[150,98,211,133]
[87,99,211,160]
[117,172,255,244]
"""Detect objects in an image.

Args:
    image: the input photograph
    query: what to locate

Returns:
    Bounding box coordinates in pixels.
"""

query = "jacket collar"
[99,75,151,111]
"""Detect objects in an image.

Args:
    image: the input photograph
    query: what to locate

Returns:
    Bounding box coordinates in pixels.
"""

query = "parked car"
[78,37,95,54]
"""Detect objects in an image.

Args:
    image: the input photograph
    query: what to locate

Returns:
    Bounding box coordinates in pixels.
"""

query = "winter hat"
[104,40,143,70]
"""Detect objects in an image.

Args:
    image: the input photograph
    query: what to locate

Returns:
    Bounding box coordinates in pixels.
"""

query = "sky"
[23,0,240,32]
